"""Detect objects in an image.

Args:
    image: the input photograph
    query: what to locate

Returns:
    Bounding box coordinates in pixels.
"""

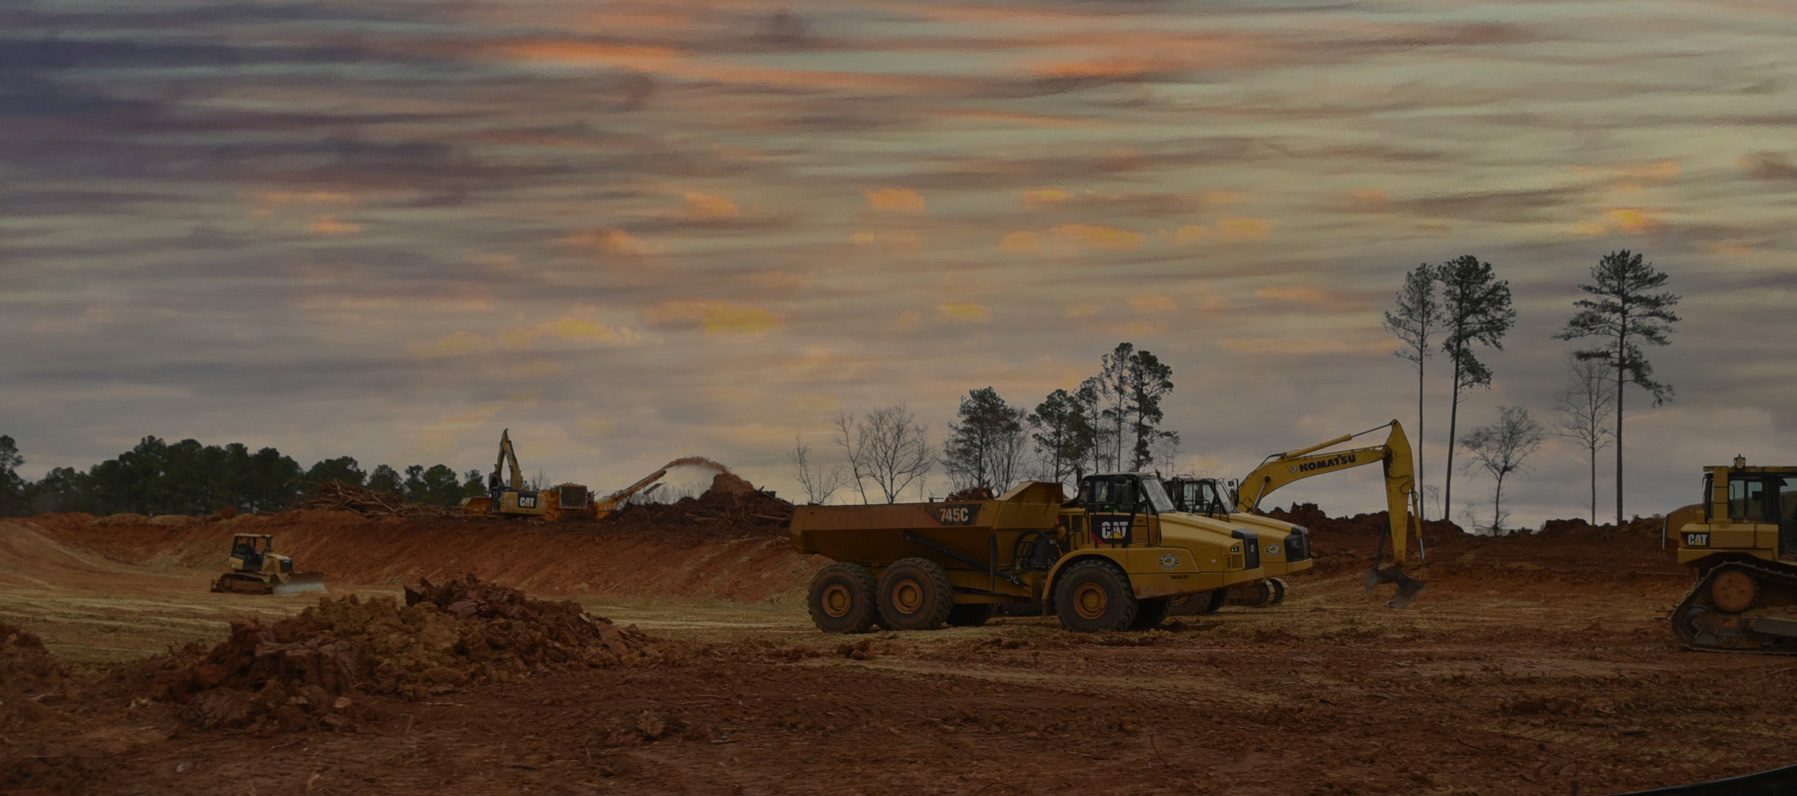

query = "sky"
[2,0,1794,529]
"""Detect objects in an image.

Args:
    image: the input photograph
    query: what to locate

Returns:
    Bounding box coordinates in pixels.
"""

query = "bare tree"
[942,388,1027,492]
[787,435,844,505]
[1384,263,1442,519]
[1439,255,1516,518]
[1460,406,1544,533]
[1554,250,1679,526]
[1553,355,1615,524]
[835,405,932,504]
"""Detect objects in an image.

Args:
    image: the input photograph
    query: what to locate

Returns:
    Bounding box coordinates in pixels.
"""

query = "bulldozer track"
[1669,560,1797,655]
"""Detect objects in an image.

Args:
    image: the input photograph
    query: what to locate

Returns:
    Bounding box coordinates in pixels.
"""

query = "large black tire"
[1130,597,1170,630]
[1195,588,1228,614]
[947,603,993,627]
[877,558,955,631]
[807,563,879,634]
[1053,559,1138,633]
[1268,577,1288,605]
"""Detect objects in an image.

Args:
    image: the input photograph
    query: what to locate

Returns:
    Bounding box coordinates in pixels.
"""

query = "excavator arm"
[494,428,525,491]
[594,468,671,514]
[1236,420,1425,606]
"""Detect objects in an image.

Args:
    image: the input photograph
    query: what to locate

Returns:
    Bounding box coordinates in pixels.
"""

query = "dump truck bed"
[790,482,1065,570]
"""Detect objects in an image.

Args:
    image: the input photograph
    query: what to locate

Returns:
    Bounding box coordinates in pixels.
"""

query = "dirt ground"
[3,504,1792,796]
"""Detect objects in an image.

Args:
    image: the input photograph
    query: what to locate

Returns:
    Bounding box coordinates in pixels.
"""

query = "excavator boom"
[495,429,525,490]
[1236,420,1424,606]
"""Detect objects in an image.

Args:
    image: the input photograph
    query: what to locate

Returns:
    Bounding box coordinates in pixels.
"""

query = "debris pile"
[1,623,71,730]
[604,471,794,536]
[299,480,453,518]
[945,486,996,501]
[158,576,654,731]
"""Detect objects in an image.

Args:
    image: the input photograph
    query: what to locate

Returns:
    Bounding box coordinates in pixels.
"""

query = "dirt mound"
[603,480,794,537]
[2,623,70,708]
[156,576,655,731]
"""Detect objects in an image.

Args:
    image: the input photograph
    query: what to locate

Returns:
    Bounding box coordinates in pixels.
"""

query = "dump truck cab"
[790,475,1268,633]
[1165,476,1314,603]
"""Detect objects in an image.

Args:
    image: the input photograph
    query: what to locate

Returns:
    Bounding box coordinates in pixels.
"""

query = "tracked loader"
[1668,457,1797,652]
[210,534,325,595]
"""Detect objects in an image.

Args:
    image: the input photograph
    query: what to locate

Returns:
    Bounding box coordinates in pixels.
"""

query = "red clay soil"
[9,495,1787,795]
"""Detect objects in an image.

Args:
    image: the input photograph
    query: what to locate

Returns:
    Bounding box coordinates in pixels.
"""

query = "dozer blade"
[274,573,327,595]
[1364,565,1424,609]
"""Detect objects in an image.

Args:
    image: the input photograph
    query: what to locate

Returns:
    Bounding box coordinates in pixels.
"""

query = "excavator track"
[1670,560,1797,655]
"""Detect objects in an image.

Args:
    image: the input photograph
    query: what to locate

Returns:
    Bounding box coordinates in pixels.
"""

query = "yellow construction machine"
[1170,419,1426,608]
[210,534,326,595]
[1667,457,1797,652]
[462,429,593,520]
[792,473,1270,633]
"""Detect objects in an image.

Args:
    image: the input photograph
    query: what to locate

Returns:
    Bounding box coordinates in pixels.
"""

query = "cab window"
[1777,477,1797,524]
[1730,477,1766,521]
[1085,477,1142,514]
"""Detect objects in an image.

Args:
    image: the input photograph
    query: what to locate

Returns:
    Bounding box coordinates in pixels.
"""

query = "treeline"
[789,341,1180,503]
[0,434,484,517]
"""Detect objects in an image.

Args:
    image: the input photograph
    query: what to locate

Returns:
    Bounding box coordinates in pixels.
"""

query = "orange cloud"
[1050,224,1143,251]
[1165,224,1207,245]
[682,192,740,220]
[850,230,921,248]
[864,187,926,213]
[643,301,783,336]
[1254,285,1350,309]
[494,40,679,71]
[998,231,1042,253]
[1576,208,1667,236]
[1216,217,1276,242]
[1339,189,1390,212]
[308,216,361,236]
[407,331,491,359]
[560,227,657,256]
[1220,338,1387,356]
[937,303,992,324]
[1128,295,1176,313]
[1023,188,1073,205]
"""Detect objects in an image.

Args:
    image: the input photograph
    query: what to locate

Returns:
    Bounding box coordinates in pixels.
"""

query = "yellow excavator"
[1169,419,1426,608]
[1667,457,1797,652]
[463,428,550,518]
[210,534,326,595]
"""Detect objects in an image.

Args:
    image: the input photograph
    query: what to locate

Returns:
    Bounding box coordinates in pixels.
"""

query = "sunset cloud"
[642,301,783,337]
[937,303,992,324]
[681,192,741,221]
[1216,217,1276,242]
[308,216,361,236]
[1049,224,1144,251]
[864,187,927,213]
[560,227,658,256]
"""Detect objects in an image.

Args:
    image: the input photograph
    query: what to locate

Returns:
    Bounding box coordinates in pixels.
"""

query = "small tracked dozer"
[1669,457,1797,652]
[210,533,326,595]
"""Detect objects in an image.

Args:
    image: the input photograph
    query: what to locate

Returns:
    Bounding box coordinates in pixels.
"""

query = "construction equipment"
[1226,419,1426,608]
[1163,476,1302,610]
[791,473,1269,633]
[210,534,326,595]
[1668,457,1797,653]
[463,428,549,518]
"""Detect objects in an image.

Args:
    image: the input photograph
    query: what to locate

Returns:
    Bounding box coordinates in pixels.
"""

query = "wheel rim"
[822,583,852,618]
[892,579,924,613]
[1712,570,1757,613]
[1074,583,1108,620]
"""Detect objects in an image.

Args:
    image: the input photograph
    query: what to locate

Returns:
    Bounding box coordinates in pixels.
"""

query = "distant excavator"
[1167,419,1426,608]
[460,429,732,521]
[210,534,326,595]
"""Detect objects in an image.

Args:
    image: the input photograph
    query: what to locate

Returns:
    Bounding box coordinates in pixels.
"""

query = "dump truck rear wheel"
[807,563,879,634]
[1054,560,1137,632]
[1130,597,1169,630]
[947,604,992,627]
[878,558,955,630]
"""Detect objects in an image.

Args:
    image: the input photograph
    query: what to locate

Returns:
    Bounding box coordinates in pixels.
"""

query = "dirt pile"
[1,623,72,728]
[157,576,655,731]
[603,476,794,537]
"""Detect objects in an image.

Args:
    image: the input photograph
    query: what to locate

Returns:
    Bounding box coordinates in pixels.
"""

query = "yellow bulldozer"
[791,473,1270,633]
[1165,419,1426,609]
[210,534,326,595]
[1667,457,1797,652]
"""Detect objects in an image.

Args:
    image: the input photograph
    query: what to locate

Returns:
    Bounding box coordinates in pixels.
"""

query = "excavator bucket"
[1363,565,1424,609]
[275,572,327,595]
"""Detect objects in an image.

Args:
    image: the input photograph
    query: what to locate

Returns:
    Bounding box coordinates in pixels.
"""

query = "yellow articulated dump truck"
[790,474,1268,633]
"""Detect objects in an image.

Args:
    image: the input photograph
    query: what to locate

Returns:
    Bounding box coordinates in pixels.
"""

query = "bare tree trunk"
[1445,358,1461,516]
[1615,341,1625,528]
[1492,473,1504,532]
[1417,356,1426,521]
[1588,440,1597,524]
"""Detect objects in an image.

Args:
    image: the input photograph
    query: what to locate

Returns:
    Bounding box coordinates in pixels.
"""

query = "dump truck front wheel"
[878,558,955,630]
[1054,559,1137,632]
[808,563,880,634]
